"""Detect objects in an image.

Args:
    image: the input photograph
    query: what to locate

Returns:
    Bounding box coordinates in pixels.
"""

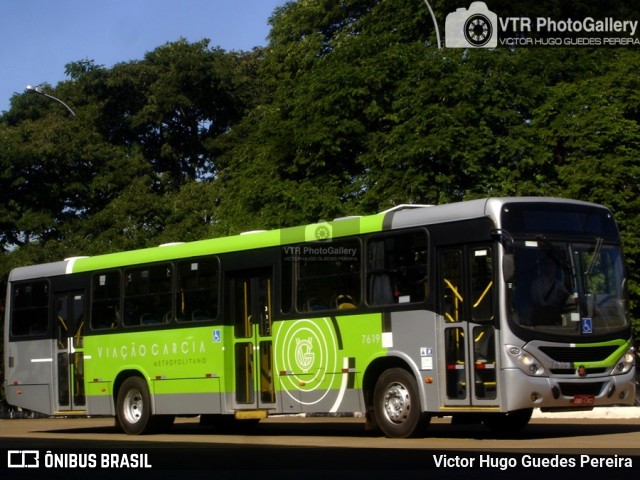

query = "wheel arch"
[363,354,427,413]
[113,369,153,414]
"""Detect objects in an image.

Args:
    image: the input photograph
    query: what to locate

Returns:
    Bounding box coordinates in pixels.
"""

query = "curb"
[532,406,640,419]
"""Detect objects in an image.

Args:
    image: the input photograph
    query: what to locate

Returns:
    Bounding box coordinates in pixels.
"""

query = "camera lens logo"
[305,220,332,243]
[464,12,493,46]
[314,225,330,241]
[445,2,498,48]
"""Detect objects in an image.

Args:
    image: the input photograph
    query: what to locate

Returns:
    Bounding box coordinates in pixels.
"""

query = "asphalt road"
[2,415,640,479]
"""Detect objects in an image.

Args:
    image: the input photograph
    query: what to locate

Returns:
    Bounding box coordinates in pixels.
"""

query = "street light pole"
[422,0,442,49]
[25,85,76,117]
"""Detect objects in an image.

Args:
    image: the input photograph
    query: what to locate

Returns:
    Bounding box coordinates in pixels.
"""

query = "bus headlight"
[612,349,635,375]
[507,346,545,376]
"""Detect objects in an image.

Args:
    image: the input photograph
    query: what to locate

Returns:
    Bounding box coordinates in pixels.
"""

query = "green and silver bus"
[3,197,635,437]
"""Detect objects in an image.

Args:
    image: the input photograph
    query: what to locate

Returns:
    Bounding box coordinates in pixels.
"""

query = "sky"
[0,0,290,113]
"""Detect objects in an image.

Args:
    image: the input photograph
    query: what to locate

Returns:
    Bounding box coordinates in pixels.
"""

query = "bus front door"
[54,291,86,412]
[439,246,498,408]
[230,269,276,413]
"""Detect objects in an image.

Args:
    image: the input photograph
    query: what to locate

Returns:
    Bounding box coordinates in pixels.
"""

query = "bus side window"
[124,264,173,327]
[10,281,50,337]
[91,271,120,330]
[280,254,293,314]
[176,258,219,322]
[367,230,429,306]
[296,239,361,312]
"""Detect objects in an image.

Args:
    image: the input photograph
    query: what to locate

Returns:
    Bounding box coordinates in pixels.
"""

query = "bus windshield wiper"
[585,237,603,276]
[536,235,571,271]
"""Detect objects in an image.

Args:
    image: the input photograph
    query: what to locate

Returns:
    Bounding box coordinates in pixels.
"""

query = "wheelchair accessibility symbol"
[581,318,593,334]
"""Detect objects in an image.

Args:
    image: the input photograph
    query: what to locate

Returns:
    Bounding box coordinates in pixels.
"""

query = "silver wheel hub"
[123,389,143,424]
[383,382,411,424]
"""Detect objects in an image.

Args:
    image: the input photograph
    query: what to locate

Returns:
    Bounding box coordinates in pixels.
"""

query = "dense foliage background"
[1,0,639,354]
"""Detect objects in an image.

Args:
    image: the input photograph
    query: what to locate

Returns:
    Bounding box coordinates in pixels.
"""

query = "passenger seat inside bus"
[335,294,356,309]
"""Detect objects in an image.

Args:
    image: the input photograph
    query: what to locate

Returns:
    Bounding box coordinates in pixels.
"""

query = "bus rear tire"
[116,377,153,435]
[373,368,429,438]
[482,408,533,435]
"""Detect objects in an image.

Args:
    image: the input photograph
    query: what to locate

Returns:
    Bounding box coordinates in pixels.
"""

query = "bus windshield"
[508,238,628,337]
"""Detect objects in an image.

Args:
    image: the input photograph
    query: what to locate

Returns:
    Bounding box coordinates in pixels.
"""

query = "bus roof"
[8,197,605,278]
[384,197,605,230]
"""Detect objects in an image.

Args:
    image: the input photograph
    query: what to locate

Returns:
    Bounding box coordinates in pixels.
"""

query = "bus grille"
[550,368,607,375]
[558,382,605,396]
[539,346,618,363]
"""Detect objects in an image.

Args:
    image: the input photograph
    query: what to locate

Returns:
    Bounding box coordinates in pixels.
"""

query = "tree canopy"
[1,0,639,332]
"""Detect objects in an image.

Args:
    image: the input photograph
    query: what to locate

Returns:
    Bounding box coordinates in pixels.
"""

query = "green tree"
[0,100,131,250]
[215,0,640,326]
[0,39,262,257]
[533,49,640,327]
[93,39,262,189]
[1,0,640,330]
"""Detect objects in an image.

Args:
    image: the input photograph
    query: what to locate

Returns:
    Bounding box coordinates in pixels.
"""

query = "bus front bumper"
[502,368,636,412]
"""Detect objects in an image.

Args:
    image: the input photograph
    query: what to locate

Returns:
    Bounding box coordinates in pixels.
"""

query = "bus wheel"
[374,368,429,438]
[116,377,153,435]
[482,408,533,435]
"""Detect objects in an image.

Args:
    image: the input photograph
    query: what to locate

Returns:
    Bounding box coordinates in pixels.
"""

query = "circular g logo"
[275,318,339,405]
[295,337,315,372]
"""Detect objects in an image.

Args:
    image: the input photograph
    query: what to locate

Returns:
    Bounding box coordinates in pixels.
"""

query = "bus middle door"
[54,291,86,412]
[439,246,498,408]
[229,268,276,415]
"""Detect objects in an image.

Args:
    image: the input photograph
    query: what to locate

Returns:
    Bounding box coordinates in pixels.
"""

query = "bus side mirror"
[503,254,515,283]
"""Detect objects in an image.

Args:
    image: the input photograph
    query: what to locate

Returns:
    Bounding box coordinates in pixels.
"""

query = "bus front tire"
[373,368,429,438]
[116,377,153,435]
